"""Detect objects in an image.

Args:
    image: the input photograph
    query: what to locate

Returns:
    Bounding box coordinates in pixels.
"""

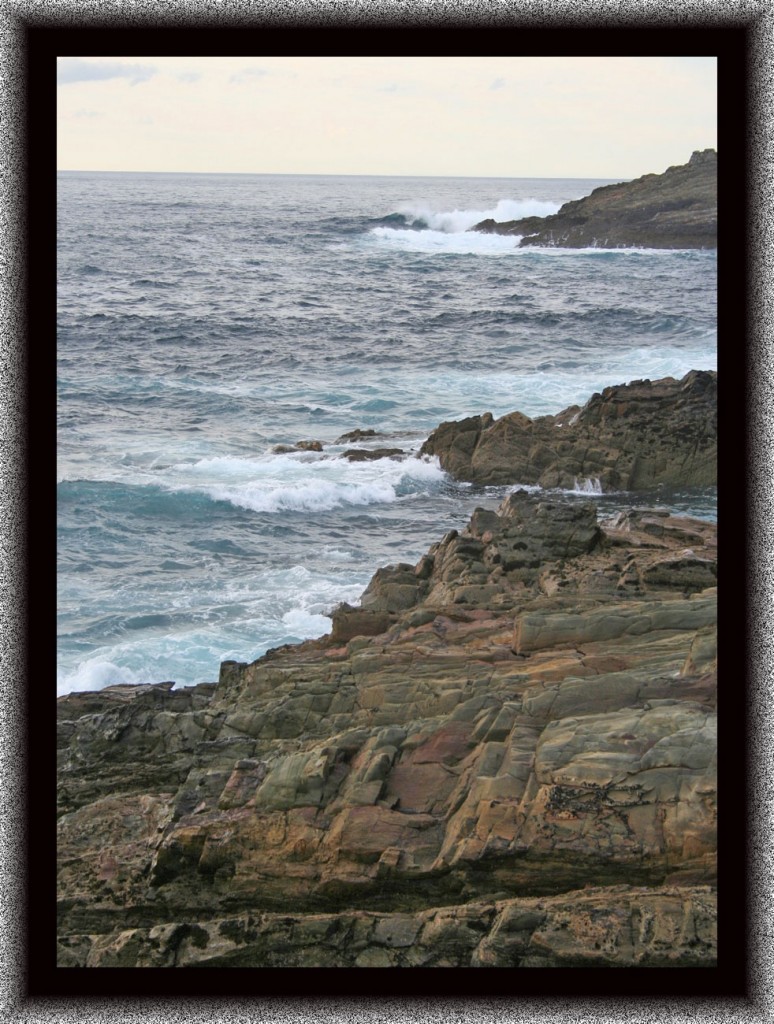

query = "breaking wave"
[374,198,560,234]
[186,451,446,514]
[368,198,561,254]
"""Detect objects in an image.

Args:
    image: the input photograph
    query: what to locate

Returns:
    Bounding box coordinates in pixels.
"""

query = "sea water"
[57,171,717,696]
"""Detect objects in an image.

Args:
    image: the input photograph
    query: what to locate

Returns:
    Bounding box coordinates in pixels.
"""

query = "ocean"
[56,171,717,697]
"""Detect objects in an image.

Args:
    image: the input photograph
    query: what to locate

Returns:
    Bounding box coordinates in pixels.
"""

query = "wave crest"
[176,451,446,514]
[383,198,560,234]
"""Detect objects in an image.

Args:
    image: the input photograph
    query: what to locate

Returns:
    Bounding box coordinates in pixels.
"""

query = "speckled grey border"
[1,2,772,1020]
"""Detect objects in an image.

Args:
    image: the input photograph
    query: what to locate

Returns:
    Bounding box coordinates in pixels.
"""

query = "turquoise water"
[57,171,717,695]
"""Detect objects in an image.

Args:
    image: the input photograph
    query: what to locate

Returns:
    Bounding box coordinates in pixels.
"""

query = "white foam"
[318,546,356,562]
[571,477,603,495]
[519,245,709,256]
[57,658,146,697]
[370,226,523,255]
[173,451,446,514]
[281,607,333,638]
[506,483,542,495]
[394,198,560,233]
[369,197,562,255]
[57,561,373,696]
[58,450,448,509]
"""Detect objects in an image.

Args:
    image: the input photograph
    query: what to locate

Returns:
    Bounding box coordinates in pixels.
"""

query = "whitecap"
[368,197,562,255]
[57,658,146,697]
[281,607,333,639]
[168,451,446,514]
[393,197,560,233]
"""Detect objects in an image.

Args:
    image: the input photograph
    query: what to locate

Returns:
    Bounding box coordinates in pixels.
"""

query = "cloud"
[177,72,201,84]
[56,56,716,177]
[229,68,269,85]
[375,81,418,96]
[57,59,156,86]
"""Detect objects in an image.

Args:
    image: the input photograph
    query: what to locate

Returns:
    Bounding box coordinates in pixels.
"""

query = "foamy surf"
[369,198,561,254]
[369,226,523,255]
[390,198,561,232]
[170,450,447,515]
[57,565,370,697]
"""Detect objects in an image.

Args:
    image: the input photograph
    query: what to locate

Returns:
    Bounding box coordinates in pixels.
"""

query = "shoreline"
[56,370,718,698]
[57,373,719,967]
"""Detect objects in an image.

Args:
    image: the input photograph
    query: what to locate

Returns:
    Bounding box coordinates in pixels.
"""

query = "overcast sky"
[57,56,717,179]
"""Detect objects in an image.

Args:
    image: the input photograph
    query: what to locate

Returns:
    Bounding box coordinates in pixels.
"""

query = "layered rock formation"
[420,370,717,490]
[57,494,718,968]
[473,150,717,249]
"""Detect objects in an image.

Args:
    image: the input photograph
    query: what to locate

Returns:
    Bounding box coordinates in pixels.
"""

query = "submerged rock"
[336,428,381,443]
[271,439,323,453]
[57,491,718,967]
[342,447,405,462]
[472,150,717,249]
[420,370,717,490]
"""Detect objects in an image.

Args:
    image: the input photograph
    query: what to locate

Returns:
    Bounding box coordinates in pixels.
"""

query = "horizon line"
[57,167,628,181]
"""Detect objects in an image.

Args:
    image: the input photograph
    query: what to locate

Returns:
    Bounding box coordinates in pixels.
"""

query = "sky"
[57,56,717,179]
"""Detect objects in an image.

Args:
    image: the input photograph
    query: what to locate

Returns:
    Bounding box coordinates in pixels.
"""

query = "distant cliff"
[473,150,717,249]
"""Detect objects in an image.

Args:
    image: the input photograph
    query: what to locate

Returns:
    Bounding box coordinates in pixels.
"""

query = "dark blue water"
[57,171,717,695]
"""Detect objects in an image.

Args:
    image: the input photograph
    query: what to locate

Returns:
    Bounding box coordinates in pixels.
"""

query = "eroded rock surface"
[57,498,717,967]
[473,150,717,249]
[419,370,716,490]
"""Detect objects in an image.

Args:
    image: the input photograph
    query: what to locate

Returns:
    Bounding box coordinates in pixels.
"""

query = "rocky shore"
[57,374,718,968]
[420,370,716,490]
[472,150,717,249]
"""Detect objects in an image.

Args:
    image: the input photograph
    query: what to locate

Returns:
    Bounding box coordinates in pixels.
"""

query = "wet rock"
[342,447,405,462]
[330,603,394,643]
[420,371,717,491]
[271,439,323,453]
[336,428,381,443]
[64,886,717,967]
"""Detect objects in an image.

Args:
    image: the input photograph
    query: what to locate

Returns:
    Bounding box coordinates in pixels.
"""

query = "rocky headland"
[57,376,718,969]
[473,150,717,249]
[420,370,716,491]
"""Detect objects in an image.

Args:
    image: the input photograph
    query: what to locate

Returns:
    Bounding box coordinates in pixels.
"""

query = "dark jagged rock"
[57,493,717,967]
[336,428,381,443]
[342,447,405,462]
[420,370,716,491]
[271,439,324,453]
[473,150,717,249]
